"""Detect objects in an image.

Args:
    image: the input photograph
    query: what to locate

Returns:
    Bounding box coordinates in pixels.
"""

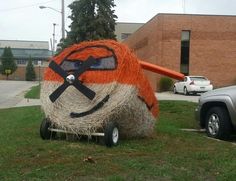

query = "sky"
[1,0,236,49]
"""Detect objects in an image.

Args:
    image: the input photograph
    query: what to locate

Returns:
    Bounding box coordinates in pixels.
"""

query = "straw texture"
[41,40,158,138]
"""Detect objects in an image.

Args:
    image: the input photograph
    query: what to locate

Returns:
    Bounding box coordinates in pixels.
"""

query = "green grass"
[1,101,236,180]
[24,84,40,99]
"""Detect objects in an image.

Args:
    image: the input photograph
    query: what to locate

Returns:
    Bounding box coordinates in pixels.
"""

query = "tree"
[25,58,36,81]
[0,47,17,79]
[59,0,117,50]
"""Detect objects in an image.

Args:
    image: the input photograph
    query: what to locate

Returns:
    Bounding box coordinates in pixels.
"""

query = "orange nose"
[140,61,184,81]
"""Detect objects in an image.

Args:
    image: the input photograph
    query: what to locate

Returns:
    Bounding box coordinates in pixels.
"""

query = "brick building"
[0,40,51,80]
[124,13,236,91]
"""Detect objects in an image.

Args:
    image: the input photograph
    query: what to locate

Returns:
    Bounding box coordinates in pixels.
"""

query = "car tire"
[205,107,232,140]
[184,87,189,95]
[104,121,119,147]
[173,86,177,94]
[40,118,55,140]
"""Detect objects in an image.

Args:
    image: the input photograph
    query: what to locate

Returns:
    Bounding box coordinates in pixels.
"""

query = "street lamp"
[38,60,42,84]
[39,0,65,39]
[52,23,58,55]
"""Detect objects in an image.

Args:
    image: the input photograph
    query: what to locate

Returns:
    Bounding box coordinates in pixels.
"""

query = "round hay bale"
[41,40,158,138]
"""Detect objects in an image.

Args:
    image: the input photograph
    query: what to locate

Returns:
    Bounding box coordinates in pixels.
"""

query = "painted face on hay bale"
[41,40,158,138]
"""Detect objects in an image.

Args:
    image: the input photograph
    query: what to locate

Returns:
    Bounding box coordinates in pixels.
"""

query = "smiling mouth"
[70,95,110,118]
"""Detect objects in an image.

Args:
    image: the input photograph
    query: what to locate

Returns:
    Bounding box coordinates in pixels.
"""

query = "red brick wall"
[124,14,236,91]
[123,15,163,91]
[190,15,236,87]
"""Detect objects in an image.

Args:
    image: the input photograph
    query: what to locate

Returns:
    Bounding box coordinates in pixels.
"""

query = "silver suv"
[195,86,236,139]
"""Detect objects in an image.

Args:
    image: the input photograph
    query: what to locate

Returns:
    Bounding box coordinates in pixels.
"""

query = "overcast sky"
[1,0,236,48]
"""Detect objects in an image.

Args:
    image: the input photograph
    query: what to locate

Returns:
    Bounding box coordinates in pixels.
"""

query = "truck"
[195,85,236,140]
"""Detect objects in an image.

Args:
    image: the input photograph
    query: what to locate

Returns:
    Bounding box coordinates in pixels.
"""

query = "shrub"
[159,77,173,92]
[0,47,17,79]
[25,58,36,81]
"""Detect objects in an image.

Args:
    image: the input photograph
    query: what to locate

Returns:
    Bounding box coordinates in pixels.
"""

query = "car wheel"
[104,121,119,147]
[184,87,189,95]
[40,118,56,140]
[173,86,177,94]
[205,107,232,140]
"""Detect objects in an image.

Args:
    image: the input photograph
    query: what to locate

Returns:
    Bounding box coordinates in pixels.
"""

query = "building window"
[34,60,38,65]
[180,30,191,75]
[121,33,131,40]
[17,59,27,65]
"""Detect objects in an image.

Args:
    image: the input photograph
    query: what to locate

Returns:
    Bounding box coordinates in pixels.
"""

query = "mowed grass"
[24,84,40,99]
[0,101,236,180]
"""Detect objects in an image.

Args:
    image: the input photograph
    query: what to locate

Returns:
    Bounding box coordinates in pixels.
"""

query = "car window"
[190,77,207,81]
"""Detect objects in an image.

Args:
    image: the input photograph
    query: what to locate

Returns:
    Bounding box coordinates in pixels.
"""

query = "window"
[17,59,27,65]
[121,33,131,40]
[180,30,191,75]
[190,76,207,81]
[34,60,38,65]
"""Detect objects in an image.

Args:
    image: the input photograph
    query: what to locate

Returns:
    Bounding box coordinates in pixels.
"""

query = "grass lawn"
[1,101,236,180]
[24,84,40,99]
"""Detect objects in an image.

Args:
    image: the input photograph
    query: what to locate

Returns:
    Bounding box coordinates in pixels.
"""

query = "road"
[0,80,39,109]
[155,91,200,103]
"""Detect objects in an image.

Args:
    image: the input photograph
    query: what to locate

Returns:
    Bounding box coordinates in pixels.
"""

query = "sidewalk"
[0,94,41,109]
[0,81,41,109]
[13,98,41,108]
[155,91,199,103]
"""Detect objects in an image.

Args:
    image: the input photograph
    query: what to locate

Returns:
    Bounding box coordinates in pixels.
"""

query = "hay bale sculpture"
[40,40,184,147]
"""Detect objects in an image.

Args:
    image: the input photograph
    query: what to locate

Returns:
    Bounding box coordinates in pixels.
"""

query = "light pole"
[38,60,42,84]
[39,0,65,39]
[61,0,65,39]
[52,23,58,55]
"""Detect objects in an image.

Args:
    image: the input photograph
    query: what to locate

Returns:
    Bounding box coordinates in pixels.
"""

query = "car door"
[177,77,187,93]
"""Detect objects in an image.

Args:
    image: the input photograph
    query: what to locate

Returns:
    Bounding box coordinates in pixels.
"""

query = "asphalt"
[155,91,200,103]
[0,80,41,109]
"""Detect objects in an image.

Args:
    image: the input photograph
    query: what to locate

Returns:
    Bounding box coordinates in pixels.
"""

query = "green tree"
[25,58,36,81]
[59,0,117,50]
[0,47,17,79]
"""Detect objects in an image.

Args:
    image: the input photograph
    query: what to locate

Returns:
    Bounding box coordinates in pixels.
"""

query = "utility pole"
[52,23,57,55]
[39,0,65,39]
[61,0,65,39]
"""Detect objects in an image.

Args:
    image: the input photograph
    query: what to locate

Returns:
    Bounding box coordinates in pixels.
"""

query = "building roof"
[0,40,49,50]
[157,13,236,17]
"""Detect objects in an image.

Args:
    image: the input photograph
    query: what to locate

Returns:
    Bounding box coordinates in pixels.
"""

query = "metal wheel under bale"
[40,118,56,140]
[104,121,119,147]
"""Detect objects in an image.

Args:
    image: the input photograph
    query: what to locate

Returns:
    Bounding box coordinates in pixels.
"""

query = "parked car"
[173,76,213,95]
[195,86,236,140]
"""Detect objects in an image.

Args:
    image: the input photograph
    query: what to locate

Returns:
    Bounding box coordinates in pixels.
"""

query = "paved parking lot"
[0,80,39,108]
[155,91,200,103]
